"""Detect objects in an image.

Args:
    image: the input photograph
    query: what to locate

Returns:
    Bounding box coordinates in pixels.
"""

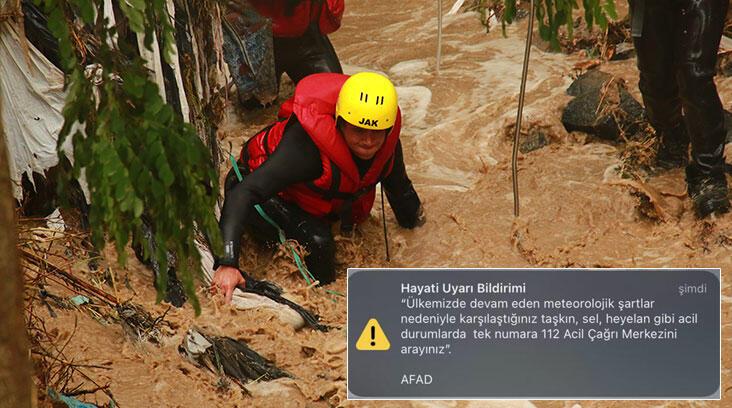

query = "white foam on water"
[389,59,430,77]
[395,85,432,128]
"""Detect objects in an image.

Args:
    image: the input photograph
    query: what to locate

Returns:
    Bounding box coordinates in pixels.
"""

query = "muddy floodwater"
[29,1,732,407]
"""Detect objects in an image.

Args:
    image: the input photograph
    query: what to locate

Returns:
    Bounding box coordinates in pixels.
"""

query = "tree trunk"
[0,71,32,407]
[174,0,227,181]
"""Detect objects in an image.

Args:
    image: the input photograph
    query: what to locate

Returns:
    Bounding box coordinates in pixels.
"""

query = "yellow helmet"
[335,72,398,131]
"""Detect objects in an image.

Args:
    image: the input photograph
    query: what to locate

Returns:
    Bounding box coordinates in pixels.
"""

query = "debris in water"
[606,177,681,222]
[179,327,291,386]
[611,42,635,61]
[47,388,100,408]
[116,303,173,345]
[70,295,90,306]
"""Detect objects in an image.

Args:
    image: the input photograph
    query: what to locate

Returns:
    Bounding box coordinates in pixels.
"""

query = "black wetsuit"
[274,24,343,85]
[217,117,421,284]
[629,0,728,174]
[274,1,343,84]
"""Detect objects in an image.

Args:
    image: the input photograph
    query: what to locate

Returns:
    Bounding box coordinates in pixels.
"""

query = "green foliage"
[502,0,618,50]
[35,0,222,314]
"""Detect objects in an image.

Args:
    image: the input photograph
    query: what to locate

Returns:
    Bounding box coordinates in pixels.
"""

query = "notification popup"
[347,268,720,400]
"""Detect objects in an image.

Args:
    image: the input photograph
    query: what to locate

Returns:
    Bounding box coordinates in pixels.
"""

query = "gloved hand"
[389,187,424,229]
[212,265,246,303]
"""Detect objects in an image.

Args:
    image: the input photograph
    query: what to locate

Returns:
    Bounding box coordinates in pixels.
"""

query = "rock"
[519,129,549,153]
[611,42,636,61]
[566,69,612,97]
[562,69,645,141]
[717,52,732,77]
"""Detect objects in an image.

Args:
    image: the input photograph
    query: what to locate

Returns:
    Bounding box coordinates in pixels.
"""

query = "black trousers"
[630,0,728,173]
[224,168,337,284]
[273,25,343,85]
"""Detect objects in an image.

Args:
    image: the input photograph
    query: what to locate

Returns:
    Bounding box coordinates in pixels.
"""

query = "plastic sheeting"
[0,16,72,199]
[222,2,278,106]
[47,388,99,408]
[447,0,466,15]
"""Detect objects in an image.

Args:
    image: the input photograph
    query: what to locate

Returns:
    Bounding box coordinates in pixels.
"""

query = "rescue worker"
[213,72,424,302]
[630,0,730,217]
[248,0,344,85]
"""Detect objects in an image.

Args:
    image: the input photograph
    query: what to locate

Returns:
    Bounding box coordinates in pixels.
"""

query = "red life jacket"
[241,73,402,225]
[249,0,344,38]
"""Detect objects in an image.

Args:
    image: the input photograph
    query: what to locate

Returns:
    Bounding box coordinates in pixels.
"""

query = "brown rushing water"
[30,1,732,407]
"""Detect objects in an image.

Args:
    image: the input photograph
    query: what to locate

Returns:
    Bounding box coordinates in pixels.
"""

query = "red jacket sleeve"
[249,0,310,37]
[248,0,344,37]
[317,0,344,35]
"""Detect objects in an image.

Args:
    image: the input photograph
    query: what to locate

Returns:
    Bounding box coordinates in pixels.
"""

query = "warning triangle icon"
[356,318,390,351]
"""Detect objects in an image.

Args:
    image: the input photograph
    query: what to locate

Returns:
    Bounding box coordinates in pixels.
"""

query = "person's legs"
[676,0,730,217]
[289,29,343,80]
[272,36,296,87]
[274,26,343,84]
[246,195,337,285]
[631,0,688,168]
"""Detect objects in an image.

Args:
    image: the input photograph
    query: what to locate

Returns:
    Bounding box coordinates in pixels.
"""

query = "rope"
[511,0,535,217]
[380,183,390,261]
[436,0,443,73]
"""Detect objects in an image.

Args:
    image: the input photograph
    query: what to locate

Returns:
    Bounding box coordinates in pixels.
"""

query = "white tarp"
[0,14,71,199]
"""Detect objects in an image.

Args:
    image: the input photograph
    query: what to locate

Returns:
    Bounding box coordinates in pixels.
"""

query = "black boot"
[656,124,689,169]
[685,163,730,218]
